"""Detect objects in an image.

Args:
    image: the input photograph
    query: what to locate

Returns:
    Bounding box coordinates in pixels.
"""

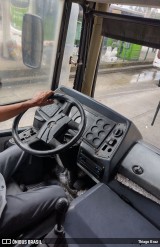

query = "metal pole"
[144,47,149,60]
[151,101,160,126]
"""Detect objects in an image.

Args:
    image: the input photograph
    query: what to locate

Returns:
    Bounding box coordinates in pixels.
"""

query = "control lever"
[42,198,69,247]
[55,197,69,233]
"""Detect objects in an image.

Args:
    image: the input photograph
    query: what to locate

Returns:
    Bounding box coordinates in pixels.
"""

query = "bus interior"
[0,0,160,246]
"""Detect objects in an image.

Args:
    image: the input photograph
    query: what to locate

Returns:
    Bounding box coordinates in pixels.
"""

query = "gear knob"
[55,197,69,231]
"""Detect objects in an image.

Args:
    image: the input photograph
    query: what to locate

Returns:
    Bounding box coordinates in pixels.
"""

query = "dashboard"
[57,87,142,182]
[10,86,142,183]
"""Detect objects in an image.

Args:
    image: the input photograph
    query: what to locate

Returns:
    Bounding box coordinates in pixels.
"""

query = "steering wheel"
[12,94,86,157]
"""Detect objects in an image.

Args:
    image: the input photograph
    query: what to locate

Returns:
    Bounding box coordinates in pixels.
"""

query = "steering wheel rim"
[12,94,86,157]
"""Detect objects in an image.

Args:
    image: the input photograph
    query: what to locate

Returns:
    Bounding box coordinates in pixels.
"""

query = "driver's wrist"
[22,99,36,109]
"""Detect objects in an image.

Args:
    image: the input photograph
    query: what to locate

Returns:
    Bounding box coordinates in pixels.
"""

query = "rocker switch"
[108,138,117,146]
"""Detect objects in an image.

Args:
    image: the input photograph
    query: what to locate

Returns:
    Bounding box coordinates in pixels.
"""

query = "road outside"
[94,67,160,149]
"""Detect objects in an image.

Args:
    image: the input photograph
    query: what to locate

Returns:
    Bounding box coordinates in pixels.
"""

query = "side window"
[94,5,160,148]
[0,0,64,130]
[0,0,64,105]
[59,4,83,88]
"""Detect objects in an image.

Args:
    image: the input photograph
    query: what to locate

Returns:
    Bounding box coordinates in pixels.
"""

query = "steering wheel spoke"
[68,120,80,131]
[62,101,73,115]
[48,138,62,148]
[12,94,86,156]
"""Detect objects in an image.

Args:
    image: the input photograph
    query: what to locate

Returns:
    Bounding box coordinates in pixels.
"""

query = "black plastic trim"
[51,0,72,90]
[93,11,160,49]
[73,5,94,91]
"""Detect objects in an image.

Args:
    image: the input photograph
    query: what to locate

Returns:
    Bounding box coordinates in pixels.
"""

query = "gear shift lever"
[41,198,69,247]
[55,197,69,233]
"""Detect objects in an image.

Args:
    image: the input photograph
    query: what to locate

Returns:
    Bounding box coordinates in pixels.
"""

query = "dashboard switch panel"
[84,117,116,148]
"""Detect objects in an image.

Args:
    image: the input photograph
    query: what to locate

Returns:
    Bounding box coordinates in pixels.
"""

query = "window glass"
[59,4,83,88]
[94,5,160,148]
[0,107,37,131]
[0,0,64,130]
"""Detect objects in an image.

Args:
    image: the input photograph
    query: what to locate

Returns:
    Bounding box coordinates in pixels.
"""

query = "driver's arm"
[0,90,54,122]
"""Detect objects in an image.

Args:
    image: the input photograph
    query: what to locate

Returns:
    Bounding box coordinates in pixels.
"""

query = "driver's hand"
[29,90,54,107]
